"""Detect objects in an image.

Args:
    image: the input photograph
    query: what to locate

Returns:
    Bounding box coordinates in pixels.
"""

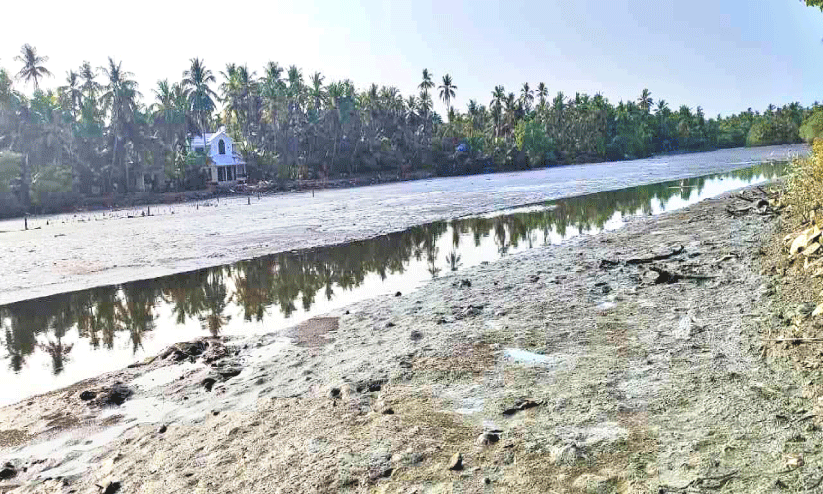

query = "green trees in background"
[0,44,815,215]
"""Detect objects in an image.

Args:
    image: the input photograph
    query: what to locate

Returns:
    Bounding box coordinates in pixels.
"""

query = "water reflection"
[0,162,784,405]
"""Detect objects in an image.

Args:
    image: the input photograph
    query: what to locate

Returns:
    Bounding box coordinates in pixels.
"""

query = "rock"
[158,424,167,434]
[385,322,395,328]
[202,377,217,392]
[529,274,540,283]
[0,463,16,480]
[502,399,541,416]
[382,408,395,415]
[215,366,242,379]
[328,387,341,399]
[79,390,97,401]
[785,454,804,470]
[452,279,471,288]
[410,330,423,341]
[162,340,209,362]
[368,453,393,482]
[476,431,501,447]
[395,291,402,297]
[551,444,583,465]
[572,474,611,493]
[96,384,133,406]
[791,233,810,255]
[448,452,463,471]
[102,481,122,494]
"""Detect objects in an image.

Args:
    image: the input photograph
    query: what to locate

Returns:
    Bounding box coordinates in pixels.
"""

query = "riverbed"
[0,145,806,306]
[0,179,814,493]
[0,162,787,406]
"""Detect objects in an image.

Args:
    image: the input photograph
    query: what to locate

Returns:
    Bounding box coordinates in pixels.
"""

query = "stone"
[79,390,97,401]
[529,274,540,283]
[158,425,167,434]
[448,452,463,471]
[385,322,395,328]
[328,387,341,399]
[410,330,423,341]
[0,463,16,480]
[551,444,583,465]
[475,431,501,447]
[102,481,122,494]
[382,408,395,415]
[202,377,217,392]
[395,291,402,297]
[97,384,133,406]
[572,474,611,493]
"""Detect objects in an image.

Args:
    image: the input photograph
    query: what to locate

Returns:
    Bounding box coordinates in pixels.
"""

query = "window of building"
[218,166,226,182]
[218,139,226,155]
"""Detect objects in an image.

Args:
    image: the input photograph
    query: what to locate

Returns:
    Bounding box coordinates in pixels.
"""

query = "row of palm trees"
[0,44,811,214]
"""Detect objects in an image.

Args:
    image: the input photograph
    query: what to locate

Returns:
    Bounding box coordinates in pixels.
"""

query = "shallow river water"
[0,161,786,405]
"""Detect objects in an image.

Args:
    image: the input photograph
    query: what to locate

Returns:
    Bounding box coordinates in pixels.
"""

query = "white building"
[190,127,247,185]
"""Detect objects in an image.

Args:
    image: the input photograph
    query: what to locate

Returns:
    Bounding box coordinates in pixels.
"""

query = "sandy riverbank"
[1,183,820,493]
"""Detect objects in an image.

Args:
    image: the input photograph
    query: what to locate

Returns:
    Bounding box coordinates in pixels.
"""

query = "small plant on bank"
[786,140,823,219]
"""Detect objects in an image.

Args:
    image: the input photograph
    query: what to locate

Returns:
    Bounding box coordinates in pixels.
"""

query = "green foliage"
[806,0,823,10]
[0,44,813,215]
[515,119,554,167]
[786,140,823,217]
[801,107,823,143]
[0,151,22,193]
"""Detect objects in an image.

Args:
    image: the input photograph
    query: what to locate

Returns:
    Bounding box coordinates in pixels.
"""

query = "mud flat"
[0,144,807,306]
[1,184,820,493]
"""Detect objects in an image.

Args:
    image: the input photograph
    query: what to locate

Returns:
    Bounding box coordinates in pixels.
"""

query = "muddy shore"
[2,183,821,493]
[0,144,806,306]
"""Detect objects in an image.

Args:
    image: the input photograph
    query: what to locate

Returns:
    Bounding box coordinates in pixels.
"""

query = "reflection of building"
[189,127,247,185]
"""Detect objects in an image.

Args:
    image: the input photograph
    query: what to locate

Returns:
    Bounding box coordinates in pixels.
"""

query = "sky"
[1,0,822,118]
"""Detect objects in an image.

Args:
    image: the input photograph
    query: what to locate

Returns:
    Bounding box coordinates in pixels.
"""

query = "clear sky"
[1,0,821,117]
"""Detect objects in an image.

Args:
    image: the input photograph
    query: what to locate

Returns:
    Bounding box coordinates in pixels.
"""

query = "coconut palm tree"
[419,69,434,95]
[182,57,217,140]
[536,83,548,110]
[14,44,51,90]
[638,88,653,112]
[438,74,457,117]
[100,57,141,191]
[520,83,534,113]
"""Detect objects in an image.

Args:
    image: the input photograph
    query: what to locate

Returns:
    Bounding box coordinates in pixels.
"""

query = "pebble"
[476,431,501,447]
[102,481,122,494]
[410,330,423,341]
[448,452,463,471]
[0,463,16,480]
[158,425,167,434]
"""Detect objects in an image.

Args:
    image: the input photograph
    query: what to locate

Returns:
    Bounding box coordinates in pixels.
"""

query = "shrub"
[786,140,823,218]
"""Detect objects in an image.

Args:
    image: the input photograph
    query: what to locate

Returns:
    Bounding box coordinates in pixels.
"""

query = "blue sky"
[1,0,821,117]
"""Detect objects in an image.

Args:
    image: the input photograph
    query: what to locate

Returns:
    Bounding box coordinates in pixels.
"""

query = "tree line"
[0,44,814,214]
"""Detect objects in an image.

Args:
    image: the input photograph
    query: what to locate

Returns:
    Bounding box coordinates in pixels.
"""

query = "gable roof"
[190,127,230,147]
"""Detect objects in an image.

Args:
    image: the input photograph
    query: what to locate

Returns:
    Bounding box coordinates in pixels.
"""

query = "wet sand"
[1,184,816,493]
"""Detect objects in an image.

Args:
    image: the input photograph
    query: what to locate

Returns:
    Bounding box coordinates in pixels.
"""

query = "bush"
[801,108,823,144]
[786,140,823,218]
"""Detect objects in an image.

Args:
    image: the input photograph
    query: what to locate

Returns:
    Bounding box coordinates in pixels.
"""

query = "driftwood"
[658,470,739,492]
[645,265,717,284]
[626,245,685,264]
[767,337,823,343]
[601,245,685,269]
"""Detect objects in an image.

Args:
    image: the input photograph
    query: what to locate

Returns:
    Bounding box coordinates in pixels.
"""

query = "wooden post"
[24,215,27,231]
